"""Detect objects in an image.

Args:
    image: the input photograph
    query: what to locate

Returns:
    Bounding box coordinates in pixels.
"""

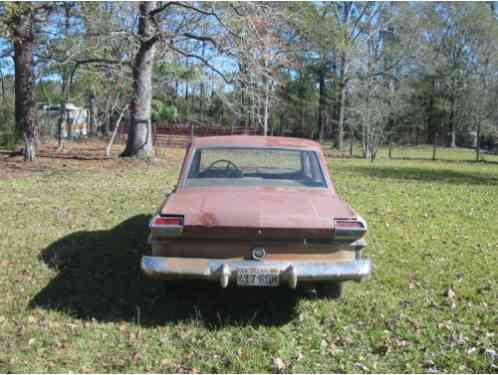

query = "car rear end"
[141,138,372,296]
[143,208,369,291]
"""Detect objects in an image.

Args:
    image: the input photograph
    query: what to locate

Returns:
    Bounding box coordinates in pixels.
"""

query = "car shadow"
[30,215,301,328]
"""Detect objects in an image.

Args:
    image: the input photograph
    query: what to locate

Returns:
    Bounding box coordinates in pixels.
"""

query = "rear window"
[185,147,326,188]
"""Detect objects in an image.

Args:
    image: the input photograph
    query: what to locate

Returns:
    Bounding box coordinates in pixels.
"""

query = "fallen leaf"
[335,335,353,346]
[160,358,173,368]
[355,362,369,371]
[328,343,339,355]
[396,339,410,349]
[272,357,286,372]
[407,318,420,329]
[423,360,435,368]
[444,287,456,299]
[131,352,141,362]
[438,320,453,330]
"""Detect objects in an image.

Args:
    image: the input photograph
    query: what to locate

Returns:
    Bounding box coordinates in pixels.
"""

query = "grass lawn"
[0,144,497,373]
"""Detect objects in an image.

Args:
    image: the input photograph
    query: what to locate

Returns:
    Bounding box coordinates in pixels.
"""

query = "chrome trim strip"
[149,225,183,236]
[141,256,372,287]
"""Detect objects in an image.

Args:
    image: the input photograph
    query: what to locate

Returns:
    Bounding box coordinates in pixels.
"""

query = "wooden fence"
[116,122,261,148]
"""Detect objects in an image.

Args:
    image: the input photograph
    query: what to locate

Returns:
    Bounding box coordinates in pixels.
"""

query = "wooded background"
[1,2,497,161]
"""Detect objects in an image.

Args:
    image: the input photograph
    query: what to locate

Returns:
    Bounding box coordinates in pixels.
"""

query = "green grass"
[0,146,497,373]
[324,142,498,163]
[383,145,498,162]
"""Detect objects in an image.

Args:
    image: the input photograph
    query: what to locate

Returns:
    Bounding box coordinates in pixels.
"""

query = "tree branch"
[182,32,218,49]
[169,43,233,84]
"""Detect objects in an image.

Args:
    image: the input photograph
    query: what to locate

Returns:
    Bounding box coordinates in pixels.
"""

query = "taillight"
[150,214,184,236]
[334,217,367,241]
[335,220,364,229]
[153,216,183,226]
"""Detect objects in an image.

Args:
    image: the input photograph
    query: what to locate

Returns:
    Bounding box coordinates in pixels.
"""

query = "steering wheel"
[199,159,243,178]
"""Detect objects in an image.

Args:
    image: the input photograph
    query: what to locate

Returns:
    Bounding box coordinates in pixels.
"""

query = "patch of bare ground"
[0,139,184,180]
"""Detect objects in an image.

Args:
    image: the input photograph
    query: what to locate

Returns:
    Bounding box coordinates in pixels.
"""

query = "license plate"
[237,267,280,287]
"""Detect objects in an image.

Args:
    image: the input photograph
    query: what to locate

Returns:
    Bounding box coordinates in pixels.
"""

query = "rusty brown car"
[142,135,371,298]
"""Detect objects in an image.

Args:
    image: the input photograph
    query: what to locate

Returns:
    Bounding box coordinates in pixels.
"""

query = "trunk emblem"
[252,247,266,260]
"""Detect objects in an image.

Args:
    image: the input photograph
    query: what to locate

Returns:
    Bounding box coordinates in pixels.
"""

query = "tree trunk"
[432,131,438,161]
[88,91,96,135]
[349,124,354,157]
[301,104,306,138]
[476,122,481,162]
[14,10,37,161]
[449,90,456,148]
[263,79,270,136]
[318,69,326,141]
[427,78,435,144]
[362,90,371,160]
[338,1,351,152]
[279,111,285,136]
[450,125,456,148]
[184,58,190,121]
[101,97,111,136]
[362,123,368,159]
[173,80,178,106]
[106,108,126,157]
[57,103,66,150]
[57,72,70,150]
[0,67,5,104]
[121,1,156,158]
[199,41,205,122]
[363,34,374,160]
[191,84,195,117]
[337,75,347,152]
[476,74,487,162]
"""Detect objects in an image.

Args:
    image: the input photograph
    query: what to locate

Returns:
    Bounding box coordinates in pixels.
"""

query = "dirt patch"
[0,139,184,180]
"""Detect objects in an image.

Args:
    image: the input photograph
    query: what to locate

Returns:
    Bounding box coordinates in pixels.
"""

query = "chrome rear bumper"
[141,256,372,288]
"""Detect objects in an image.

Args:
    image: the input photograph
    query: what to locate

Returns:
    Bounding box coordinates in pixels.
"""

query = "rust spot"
[199,212,217,226]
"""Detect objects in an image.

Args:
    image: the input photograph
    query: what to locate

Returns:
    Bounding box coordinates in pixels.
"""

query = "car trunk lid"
[160,187,356,241]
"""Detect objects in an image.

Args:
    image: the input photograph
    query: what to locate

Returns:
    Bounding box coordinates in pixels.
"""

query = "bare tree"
[13,8,37,160]
[120,2,231,157]
[121,2,157,158]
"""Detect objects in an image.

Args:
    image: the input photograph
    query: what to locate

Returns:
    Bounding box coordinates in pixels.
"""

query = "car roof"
[191,135,322,151]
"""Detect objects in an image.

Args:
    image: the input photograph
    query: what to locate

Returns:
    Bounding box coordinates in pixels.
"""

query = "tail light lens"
[335,220,364,229]
[150,214,184,236]
[334,217,367,241]
[153,216,183,226]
